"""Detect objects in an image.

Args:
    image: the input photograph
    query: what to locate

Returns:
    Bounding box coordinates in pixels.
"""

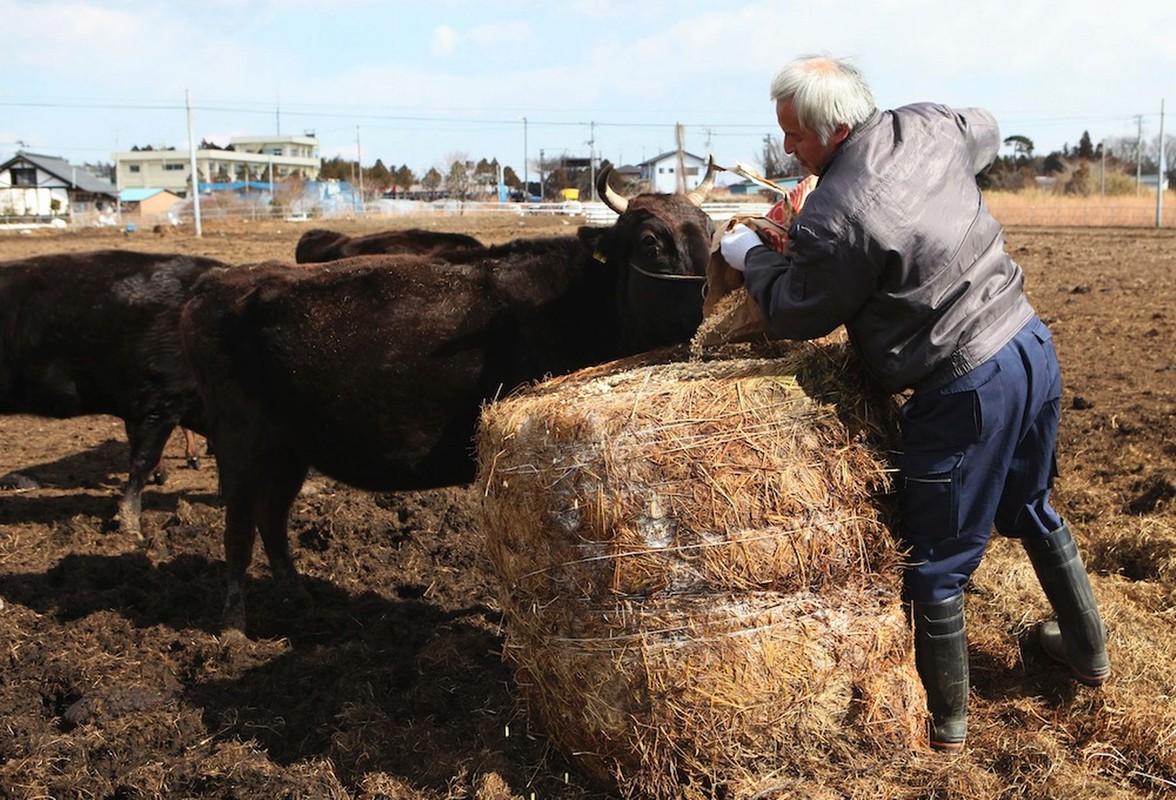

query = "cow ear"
[577,226,612,264]
[578,224,606,247]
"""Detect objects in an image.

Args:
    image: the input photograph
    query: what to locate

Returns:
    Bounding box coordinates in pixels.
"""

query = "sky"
[3,0,1173,186]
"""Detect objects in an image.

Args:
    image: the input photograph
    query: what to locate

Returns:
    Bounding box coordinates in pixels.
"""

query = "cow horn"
[685,155,718,207]
[597,163,629,215]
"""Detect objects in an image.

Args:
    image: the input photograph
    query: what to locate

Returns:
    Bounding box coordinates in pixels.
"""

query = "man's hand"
[719,224,765,272]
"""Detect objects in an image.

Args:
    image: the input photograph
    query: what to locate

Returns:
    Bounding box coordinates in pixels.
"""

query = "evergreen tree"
[367,159,392,192]
[421,167,442,196]
[319,156,358,182]
[1077,131,1095,160]
[394,165,416,193]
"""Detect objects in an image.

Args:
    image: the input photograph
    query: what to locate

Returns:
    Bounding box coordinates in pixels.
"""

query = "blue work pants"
[896,317,1065,603]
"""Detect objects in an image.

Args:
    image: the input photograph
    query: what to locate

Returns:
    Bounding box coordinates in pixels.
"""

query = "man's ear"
[831,123,851,145]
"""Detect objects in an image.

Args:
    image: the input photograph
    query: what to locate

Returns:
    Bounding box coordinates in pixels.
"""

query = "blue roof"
[120,188,175,202]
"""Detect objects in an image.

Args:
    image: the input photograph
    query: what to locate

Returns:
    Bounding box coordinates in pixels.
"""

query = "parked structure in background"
[115,135,321,195]
[0,151,119,223]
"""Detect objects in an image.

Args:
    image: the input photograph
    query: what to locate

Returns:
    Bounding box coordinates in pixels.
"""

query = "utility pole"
[675,123,687,194]
[186,89,202,238]
[587,121,596,202]
[1135,115,1144,196]
[1158,99,1166,228]
[522,117,528,200]
[356,126,365,213]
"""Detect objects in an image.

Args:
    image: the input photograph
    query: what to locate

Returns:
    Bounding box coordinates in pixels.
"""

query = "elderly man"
[719,54,1109,751]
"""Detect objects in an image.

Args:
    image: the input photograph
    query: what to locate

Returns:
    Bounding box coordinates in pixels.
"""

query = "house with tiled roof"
[0,151,119,222]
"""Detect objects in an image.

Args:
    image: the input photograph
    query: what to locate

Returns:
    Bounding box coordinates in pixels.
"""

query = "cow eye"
[640,233,660,253]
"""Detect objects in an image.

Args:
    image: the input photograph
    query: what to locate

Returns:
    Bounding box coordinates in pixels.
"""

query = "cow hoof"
[223,593,248,635]
[186,457,201,470]
[0,471,41,491]
[151,469,168,486]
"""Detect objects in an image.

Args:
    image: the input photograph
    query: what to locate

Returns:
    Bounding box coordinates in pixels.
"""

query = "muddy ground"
[0,216,1173,799]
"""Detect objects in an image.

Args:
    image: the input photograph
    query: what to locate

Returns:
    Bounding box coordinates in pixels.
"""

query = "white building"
[637,150,711,194]
[115,135,321,194]
[0,151,118,222]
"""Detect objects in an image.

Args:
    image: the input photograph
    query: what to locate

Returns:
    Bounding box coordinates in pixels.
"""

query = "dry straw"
[477,339,927,798]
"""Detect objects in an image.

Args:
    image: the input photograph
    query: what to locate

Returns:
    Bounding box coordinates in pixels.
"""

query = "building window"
[163,163,185,171]
[10,167,36,186]
[129,165,141,173]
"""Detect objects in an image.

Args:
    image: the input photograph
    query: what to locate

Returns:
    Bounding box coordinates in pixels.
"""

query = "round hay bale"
[476,340,926,797]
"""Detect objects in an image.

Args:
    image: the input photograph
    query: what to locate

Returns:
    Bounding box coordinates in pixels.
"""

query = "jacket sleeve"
[956,107,1001,175]
[741,220,879,341]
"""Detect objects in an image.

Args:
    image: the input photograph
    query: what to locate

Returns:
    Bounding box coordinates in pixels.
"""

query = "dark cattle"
[0,250,227,535]
[294,227,485,263]
[181,159,718,631]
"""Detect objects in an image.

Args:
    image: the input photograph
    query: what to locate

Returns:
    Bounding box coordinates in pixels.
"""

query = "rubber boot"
[912,593,969,751]
[1022,522,1110,686]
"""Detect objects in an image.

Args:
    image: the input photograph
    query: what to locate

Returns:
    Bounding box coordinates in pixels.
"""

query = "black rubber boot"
[1022,522,1110,686]
[912,593,969,751]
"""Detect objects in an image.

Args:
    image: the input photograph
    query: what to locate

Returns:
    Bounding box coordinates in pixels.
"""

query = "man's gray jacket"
[742,103,1034,394]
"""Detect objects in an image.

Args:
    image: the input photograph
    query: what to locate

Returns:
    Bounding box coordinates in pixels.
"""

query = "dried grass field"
[0,215,1173,799]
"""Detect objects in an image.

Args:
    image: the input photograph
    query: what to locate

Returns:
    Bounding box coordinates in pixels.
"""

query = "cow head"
[578,157,718,351]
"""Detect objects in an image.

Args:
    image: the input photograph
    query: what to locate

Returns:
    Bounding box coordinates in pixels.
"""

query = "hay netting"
[476,340,926,797]
[502,589,925,798]
[479,340,903,603]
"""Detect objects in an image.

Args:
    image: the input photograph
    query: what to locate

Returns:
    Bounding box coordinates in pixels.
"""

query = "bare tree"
[445,158,472,201]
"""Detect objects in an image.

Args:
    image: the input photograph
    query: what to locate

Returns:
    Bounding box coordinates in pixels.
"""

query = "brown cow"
[181,159,718,631]
[294,227,484,263]
[0,250,227,535]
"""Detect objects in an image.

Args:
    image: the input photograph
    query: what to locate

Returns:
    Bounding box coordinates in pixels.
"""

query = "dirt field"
[0,216,1173,799]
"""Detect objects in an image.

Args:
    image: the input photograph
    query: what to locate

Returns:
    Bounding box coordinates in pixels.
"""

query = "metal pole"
[186,89,202,238]
[588,121,596,202]
[1136,115,1144,196]
[1158,99,1166,228]
[356,126,365,214]
[522,117,528,200]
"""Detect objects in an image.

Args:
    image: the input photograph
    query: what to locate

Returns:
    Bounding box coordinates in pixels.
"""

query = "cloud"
[431,25,460,57]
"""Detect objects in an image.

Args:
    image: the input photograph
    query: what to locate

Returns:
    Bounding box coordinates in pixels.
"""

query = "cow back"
[294,227,485,263]
[181,238,621,489]
[0,250,227,421]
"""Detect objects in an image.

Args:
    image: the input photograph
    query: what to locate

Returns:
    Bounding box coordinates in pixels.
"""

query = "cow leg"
[221,494,259,633]
[117,418,176,539]
[256,457,312,603]
[149,428,201,483]
[218,441,308,633]
[182,428,202,470]
[150,457,169,486]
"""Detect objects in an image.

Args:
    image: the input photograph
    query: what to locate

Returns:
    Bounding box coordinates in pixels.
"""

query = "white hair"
[770,54,876,144]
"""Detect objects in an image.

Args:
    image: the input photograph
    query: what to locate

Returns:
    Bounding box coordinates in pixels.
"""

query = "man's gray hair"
[770,54,876,145]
